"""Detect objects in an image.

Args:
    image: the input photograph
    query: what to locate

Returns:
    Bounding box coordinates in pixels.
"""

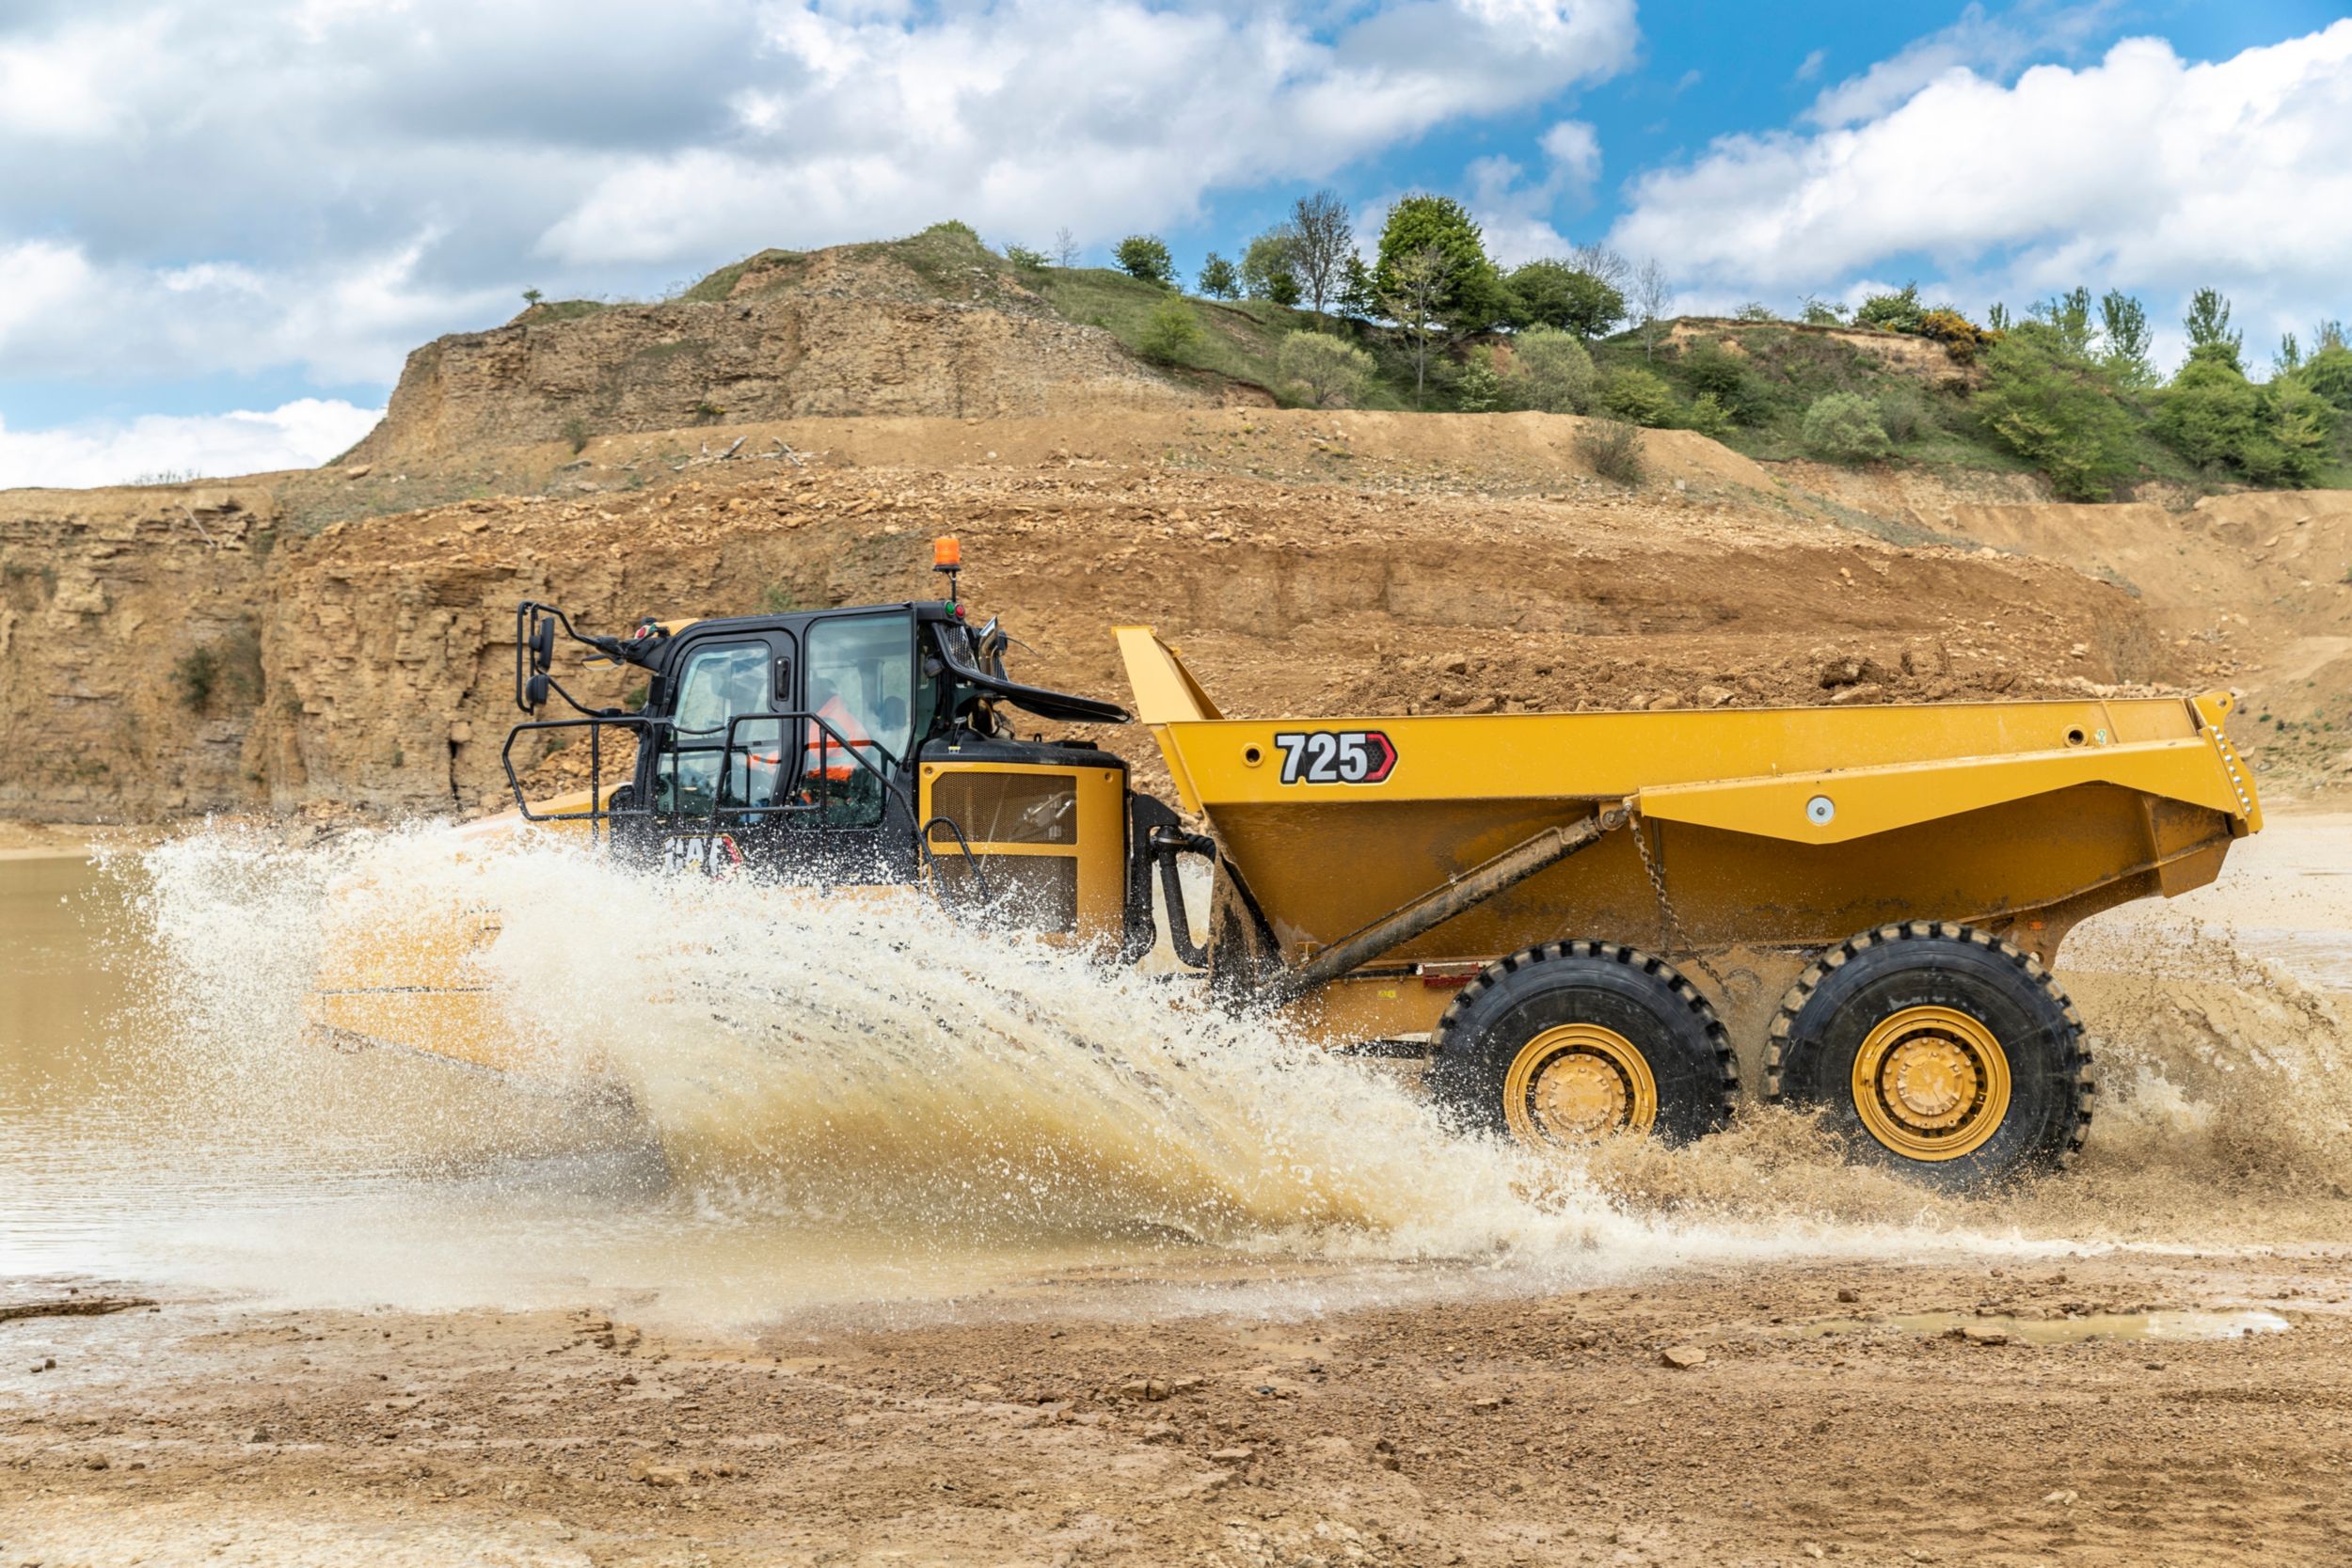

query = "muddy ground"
[7,1250,2349,1567]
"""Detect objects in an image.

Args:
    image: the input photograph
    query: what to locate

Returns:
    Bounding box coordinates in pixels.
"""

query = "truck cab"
[508,581,1144,947]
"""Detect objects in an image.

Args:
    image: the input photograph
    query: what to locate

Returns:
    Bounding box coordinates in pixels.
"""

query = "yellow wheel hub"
[1850,1006,2011,1161]
[1503,1023,1658,1144]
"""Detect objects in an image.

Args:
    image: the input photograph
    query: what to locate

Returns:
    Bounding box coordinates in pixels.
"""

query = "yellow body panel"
[917,761,1127,944]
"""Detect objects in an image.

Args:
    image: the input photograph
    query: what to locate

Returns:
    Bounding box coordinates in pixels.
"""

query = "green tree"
[2276,332,2304,375]
[1503,260,1625,338]
[2264,379,2335,484]
[2297,343,2352,412]
[1114,234,1175,286]
[2183,287,2242,370]
[1336,253,1377,323]
[1241,228,1303,303]
[2158,352,2264,470]
[1276,331,1375,407]
[521,287,544,307]
[1197,252,1240,299]
[1973,326,2138,499]
[2032,286,2095,358]
[1734,302,1777,323]
[1801,391,1892,463]
[1985,302,2012,332]
[1375,194,1502,330]
[2098,291,2153,386]
[1802,295,1850,326]
[1137,296,1203,362]
[1004,243,1050,271]
[1500,327,1595,413]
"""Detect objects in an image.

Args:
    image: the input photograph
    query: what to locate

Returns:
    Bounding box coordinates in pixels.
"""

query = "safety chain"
[1630,812,1690,957]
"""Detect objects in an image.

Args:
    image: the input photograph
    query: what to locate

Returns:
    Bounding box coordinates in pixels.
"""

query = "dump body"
[1117,627,2260,1053]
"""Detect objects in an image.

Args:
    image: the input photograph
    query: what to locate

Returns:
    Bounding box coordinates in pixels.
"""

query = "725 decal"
[1272,729,1396,785]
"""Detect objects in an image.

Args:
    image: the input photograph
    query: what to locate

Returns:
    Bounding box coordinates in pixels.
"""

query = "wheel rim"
[1849,1005,2011,1161]
[1503,1023,1659,1143]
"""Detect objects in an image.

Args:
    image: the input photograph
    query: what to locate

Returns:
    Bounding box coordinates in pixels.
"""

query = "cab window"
[804,613,915,764]
[656,641,784,818]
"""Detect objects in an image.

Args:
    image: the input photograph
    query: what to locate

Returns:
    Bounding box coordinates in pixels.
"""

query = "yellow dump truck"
[311,541,2262,1188]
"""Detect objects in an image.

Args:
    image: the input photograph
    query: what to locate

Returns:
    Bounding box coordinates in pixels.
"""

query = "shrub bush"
[1684,391,1732,437]
[1875,386,1932,444]
[1915,308,1992,363]
[1501,328,1595,413]
[1454,349,1502,412]
[1852,284,1925,335]
[1598,366,1677,427]
[1576,419,1645,485]
[1138,297,1203,363]
[1276,331,1375,407]
[1801,391,1893,463]
[1677,341,1766,423]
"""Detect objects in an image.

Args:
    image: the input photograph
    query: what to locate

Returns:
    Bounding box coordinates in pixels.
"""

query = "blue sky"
[1,0,2347,485]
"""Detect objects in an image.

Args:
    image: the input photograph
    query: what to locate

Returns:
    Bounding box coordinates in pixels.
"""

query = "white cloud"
[1793,48,1825,83]
[1804,0,2118,126]
[0,0,1640,406]
[1611,22,2352,353]
[0,400,383,490]
[0,233,512,387]
[1465,119,1604,267]
[542,0,1639,267]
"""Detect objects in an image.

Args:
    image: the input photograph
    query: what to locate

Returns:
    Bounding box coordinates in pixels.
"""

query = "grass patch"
[1036,269,1420,408]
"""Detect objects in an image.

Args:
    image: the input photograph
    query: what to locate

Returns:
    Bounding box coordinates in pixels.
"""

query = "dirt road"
[7,1248,2349,1567]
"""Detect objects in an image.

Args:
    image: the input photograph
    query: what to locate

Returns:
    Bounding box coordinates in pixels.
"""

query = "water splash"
[63,816,2352,1320]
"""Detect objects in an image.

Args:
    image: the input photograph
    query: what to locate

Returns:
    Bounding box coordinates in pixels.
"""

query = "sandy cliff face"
[346,246,1216,469]
[0,485,279,820]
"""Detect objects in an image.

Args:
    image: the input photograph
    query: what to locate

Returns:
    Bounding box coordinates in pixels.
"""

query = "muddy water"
[3,814,2348,1328]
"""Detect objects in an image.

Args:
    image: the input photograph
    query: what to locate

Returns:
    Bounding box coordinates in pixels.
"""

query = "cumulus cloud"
[0,400,383,490]
[1803,0,2118,126]
[542,0,1637,266]
[0,0,1639,413]
[1464,119,1605,267]
[1611,21,2352,351]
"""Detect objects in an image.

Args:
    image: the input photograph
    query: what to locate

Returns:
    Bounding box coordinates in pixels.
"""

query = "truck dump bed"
[1117,627,2260,974]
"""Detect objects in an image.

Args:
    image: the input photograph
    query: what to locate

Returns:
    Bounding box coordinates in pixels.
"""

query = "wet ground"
[4,812,2351,1563]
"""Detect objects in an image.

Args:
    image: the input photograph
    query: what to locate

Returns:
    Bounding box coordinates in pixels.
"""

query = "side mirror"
[524,672,549,710]
[530,617,555,673]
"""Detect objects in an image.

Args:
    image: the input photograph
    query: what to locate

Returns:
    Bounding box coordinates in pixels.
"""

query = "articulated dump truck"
[310,540,2263,1189]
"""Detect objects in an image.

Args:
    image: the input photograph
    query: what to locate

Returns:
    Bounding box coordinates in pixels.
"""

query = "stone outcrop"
[345,240,1213,467]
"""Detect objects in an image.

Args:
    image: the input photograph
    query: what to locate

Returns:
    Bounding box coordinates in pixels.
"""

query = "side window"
[673,644,769,738]
[657,641,783,818]
[804,614,915,765]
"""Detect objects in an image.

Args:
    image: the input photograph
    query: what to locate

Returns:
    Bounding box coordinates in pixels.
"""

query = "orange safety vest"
[801,696,874,782]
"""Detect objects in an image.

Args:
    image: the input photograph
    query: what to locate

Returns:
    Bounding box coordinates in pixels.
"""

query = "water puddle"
[1779,1307,2290,1345]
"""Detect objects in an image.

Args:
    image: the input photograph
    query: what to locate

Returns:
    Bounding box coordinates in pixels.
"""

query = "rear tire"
[1766,921,2091,1190]
[1428,942,1737,1147]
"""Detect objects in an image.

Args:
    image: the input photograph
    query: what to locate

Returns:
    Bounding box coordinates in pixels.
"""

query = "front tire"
[1766,921,2091,1189]
[1428,942,1737,1148]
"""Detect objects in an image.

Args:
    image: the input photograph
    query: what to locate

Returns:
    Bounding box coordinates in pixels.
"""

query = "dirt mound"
[343,229,1215,468]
